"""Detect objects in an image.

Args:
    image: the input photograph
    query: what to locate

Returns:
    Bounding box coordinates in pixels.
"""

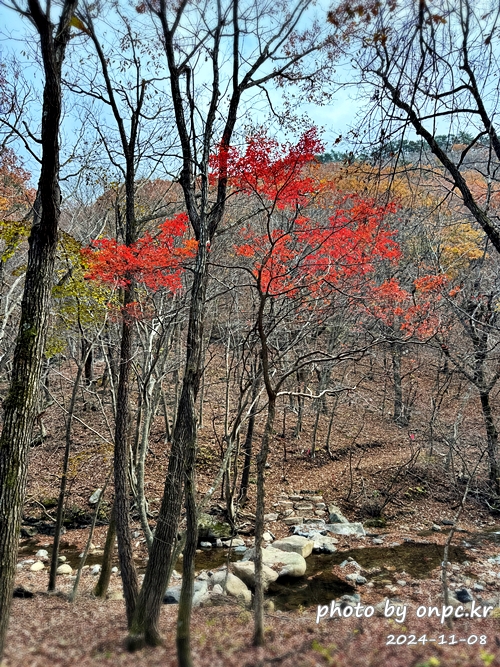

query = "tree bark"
[114,285,140,625]
[479,392,500,496]
[127,246,209,648]
[0,1,78,658]
[239,390,257,505]
[391,341,408,427]
[253,397,276,647]
[176,427,198,667]
[49,362,84,590]
[83,339,93,384]
[94,506,116,598]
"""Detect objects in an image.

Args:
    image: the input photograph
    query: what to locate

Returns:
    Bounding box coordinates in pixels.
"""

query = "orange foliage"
[82,213,197,292]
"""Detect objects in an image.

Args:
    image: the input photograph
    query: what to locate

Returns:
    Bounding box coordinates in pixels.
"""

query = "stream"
[19,533,481,611]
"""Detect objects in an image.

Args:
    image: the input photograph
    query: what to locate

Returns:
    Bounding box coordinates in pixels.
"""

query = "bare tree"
[69,2,180,624]
[0,0,78,658]
[338,0,500,253]
[127,0,344,657]
[437,264,500,496]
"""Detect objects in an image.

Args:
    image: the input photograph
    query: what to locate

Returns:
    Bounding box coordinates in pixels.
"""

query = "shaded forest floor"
[4,350,500,665]
[5,563,500,667]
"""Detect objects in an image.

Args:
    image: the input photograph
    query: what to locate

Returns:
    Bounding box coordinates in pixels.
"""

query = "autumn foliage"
[83,128,449,340]
[222,129,400,303]
[367,274,449,340]
[235,197,400,296]
[210,127,324,208]
[82,213,197,292]
[0,148,36,261]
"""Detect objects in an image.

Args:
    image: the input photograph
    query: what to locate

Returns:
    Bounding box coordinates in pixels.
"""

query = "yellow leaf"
[70,16,89,34]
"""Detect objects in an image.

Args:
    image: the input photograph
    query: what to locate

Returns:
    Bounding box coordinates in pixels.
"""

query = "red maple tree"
[224,129,400,300]
[235,197,400,297]
[210,127,324,208]
[367,273,449,340]
[82,212,197,292]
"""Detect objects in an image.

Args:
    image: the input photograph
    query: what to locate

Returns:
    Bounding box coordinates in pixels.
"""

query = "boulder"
[210,570,252,606]
[346,573,367,585]
[89,488,102,505]
[272,536,313,558]
[164,586,181,604]
[264,513,279,522]
[293,522,327,538]
[222,538,246,548]
[340,593,361,606]
[325,522,365,537]
[230,561,279,591]
[243,546,306,578]
[56,563,73,575]
[283,517,302,526]
[164,580,208,605]
[328,504,349,524]
[455,588,473,603]
[192,580,209,607]
[198,513,232,541]
[29,561,45,572]
[311,535,338,554]
[35,549,49,560]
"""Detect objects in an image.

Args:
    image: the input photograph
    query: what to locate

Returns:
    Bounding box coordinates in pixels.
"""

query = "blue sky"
[0,2,364,191]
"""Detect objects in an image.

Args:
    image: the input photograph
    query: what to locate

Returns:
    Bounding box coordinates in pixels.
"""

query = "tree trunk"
[82,338,93,384]
[94,506,116,598]
[253,397,276,647]
[479,392,500,496]
[239,394,257,505]
[294,394,303,438]
[176,428,198,667]
[127,245,209,649]
[134,378,160,551]
[114,285,140,626]
[0,1,77,658]
[49,362,84,590]
[0,225,58,655]
[391,341,408,426]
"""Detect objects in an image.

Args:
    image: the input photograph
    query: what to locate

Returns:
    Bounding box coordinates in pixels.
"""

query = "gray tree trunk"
[0,1,78,658]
